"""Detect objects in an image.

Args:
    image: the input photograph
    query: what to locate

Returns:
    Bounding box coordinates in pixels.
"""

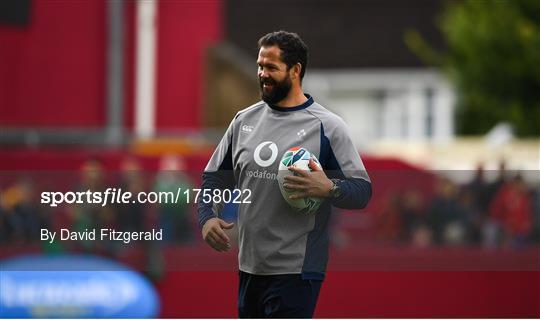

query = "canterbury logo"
[241,125,254,133]
[253,141,278,167]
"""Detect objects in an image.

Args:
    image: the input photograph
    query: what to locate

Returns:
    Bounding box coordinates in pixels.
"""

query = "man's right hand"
[202,217,235,252]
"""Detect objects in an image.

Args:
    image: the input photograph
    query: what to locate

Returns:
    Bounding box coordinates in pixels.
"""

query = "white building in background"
[304,69,456,150]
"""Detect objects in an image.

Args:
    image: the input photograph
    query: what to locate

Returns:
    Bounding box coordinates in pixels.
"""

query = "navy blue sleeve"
[197,171,235,229]
[319,123,372,209]
[197,124,236,229]
[332,178,372,209]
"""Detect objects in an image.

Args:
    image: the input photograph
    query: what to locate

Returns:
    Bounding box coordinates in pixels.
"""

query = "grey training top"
[198,94,371,280]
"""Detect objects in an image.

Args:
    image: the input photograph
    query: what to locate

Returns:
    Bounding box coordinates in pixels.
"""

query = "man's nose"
[259,68,269,78]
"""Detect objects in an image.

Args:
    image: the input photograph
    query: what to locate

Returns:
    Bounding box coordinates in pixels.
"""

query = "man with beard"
[198,31,371,318]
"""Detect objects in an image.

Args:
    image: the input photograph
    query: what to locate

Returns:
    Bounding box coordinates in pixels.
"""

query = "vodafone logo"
[253,141,278,167]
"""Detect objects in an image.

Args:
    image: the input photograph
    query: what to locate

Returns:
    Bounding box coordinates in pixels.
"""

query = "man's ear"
[291,63,302,80]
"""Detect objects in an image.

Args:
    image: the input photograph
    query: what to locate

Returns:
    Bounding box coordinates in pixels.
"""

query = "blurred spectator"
[411,225,432,248]
[154,155,194,243]
[466,163,491,213]
[485,160,508,207]
[0,185,24,241]
[457,187,482,244]
[0,178,48,244]
[427,177,467,245]
[0,195,6,243]
[400,190,427,243]
[489,174,533,247]
[116,156,164,281]
[531,184,540,243]
[117,156,147,233]
[377,195,402,243]
[71,158,115,252]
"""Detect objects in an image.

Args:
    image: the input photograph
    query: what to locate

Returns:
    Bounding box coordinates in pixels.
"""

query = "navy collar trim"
[268,94,314,112]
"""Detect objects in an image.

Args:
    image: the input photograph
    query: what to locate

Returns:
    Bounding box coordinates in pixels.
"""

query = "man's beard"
[259,75,292,105]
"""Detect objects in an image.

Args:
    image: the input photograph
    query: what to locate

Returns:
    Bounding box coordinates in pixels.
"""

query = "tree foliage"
[407,0,540,136]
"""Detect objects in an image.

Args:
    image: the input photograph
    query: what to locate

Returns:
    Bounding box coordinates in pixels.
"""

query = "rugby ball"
[276,147,323,213]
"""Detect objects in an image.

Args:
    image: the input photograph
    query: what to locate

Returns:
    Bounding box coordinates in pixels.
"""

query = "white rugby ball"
[276,147,323,213]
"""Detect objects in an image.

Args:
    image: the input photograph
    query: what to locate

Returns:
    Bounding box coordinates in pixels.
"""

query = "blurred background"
[0,0,539,318]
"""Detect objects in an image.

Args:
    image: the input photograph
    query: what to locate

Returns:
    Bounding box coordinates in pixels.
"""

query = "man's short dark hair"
[258,31,309,80]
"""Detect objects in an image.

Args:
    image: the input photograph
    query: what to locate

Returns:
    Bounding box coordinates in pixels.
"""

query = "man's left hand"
[284,158,333,199]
